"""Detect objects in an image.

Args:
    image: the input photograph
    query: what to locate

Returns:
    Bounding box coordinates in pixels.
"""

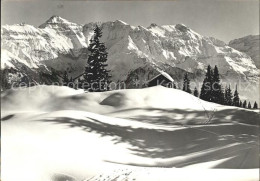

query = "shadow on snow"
[37,109,259,168]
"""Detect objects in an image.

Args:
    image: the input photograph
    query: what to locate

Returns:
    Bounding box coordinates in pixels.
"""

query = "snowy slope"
[1,22,73,68]
[1,49,33,69]
[1,85,259,181]
[229,35,260,68]
[1,16,259,101]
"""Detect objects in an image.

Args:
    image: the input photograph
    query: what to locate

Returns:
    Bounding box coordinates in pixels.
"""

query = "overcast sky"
[1,0,259,43]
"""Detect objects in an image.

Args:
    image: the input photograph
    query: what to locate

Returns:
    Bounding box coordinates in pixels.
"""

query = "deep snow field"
[1,85,259,181]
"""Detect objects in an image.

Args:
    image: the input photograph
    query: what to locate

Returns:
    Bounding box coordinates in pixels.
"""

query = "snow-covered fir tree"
[253,101,258,109]
[182,73,192,93]
[224,85,233,106]
[248,102,252,109]
[200,65,213,102]
[243,100,247,108]
[233,85,240,107]
[63,71,69,85]
[68,77,73,88]
[239,101,243,107]
[220,86,225,105]
[193,87,199,97]
[83,25,111,92]
[211,65,222,104]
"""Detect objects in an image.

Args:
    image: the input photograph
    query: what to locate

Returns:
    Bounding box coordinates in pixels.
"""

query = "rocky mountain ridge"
[229,35,259,69]
[1,16,259,102]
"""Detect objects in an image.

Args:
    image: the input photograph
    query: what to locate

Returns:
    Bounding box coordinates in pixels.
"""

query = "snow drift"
[1,85,259,181]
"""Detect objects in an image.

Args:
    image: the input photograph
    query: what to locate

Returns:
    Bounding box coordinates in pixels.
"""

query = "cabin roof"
[148,71,174,83]
[73,73,84,81]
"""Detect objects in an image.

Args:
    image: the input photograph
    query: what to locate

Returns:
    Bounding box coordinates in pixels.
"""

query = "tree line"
[182,65,258,109]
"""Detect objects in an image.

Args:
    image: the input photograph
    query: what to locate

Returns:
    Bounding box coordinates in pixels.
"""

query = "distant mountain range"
[1,16,259,102]
[229,35,259,69]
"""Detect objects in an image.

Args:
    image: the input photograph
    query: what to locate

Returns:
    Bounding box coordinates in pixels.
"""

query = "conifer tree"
[63,71,69,85]
[200,65,213,102]
[253,101,258,109]
[223,86,226,105]
[84,25,111,92]
[212,65,222,103]
[233,85,240,107]
[219,86,225,105]
[242,100,247,108]
[239,101,243,107]
[182,73,192,93]
[69,77,73,83]
[193,87,199,97]
[68,77,73,88]
[248,102,252,109]
[224,85,233,106]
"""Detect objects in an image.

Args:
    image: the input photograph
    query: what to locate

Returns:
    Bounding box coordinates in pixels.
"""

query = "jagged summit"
[100,20,130,28]
[148,23,158,28]
[175,24,189,32]
[2,23,40,34]
[114,20,128,25]
[147,23,193,35]
[39,15,78,29]
[46,15,71,24]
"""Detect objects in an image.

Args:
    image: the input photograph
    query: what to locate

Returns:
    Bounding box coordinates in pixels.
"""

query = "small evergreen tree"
[253,101,258,109]
[68,77,73,88]
[193,87,199,97]
[242,100,247,108]
[223,85,228,105]
[84,25,111,92]
[200,65,213,102]
[233,85,240,107]
[248,102,252,109]
[63,71,69,85]
[216,85,225,105]
[239,101,243,107]
[182,73,192,93]
[212,65,222,104]
[224,85,233,106]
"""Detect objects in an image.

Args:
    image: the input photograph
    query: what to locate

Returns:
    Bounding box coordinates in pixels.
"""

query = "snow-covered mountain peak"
[2,24,40,35]
[43,15,74,25]
[39,15,80,30]
[101,20,132,29]
[114,20,128,25]
[175,23,189,32]
[148,23,158,28]
[147,23,203,44]
[208,37,226,47]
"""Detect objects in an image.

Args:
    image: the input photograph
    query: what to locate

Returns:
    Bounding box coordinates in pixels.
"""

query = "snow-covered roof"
[73,73,85,81]
[148,71,174,83]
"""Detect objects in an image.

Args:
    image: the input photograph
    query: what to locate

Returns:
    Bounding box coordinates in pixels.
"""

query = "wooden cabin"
[147,72,174,88]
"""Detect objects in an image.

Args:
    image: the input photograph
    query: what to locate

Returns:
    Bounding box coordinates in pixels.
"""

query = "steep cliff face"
[1,16,259,101]
[229,35,260,69]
